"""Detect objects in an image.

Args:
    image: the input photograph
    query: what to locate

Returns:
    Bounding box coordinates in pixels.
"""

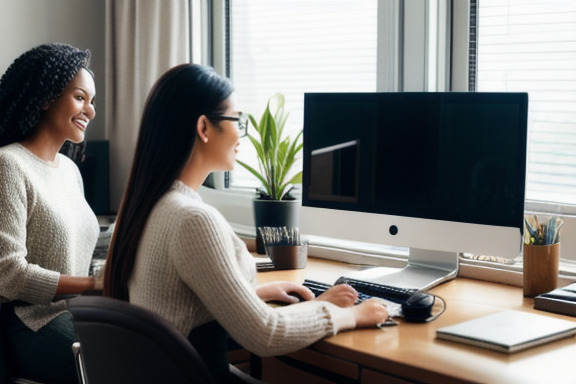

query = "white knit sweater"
[0,143,99,331]
[129,181,355,357]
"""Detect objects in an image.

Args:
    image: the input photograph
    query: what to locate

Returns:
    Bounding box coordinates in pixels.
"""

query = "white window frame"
[195,0,576,282]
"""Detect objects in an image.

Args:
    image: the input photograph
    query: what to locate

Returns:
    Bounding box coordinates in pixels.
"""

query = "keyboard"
[303,278,417,305]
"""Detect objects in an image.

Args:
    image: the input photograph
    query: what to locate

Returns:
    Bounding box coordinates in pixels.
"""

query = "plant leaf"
[236,92,303,200]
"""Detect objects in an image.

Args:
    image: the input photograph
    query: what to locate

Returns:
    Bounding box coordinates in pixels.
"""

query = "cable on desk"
[425,295,447,323]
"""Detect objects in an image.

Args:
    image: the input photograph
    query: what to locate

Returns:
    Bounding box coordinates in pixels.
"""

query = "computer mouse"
[401,292,435,323]
[288,292,306,302]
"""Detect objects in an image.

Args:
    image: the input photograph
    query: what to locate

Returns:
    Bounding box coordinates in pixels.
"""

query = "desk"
[256,257,576,384]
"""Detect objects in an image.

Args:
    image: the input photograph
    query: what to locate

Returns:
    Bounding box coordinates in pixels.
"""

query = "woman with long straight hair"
[104,64,388,382]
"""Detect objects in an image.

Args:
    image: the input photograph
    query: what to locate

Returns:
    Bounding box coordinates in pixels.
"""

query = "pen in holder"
[258,226,308,270]
[523,215,563,297]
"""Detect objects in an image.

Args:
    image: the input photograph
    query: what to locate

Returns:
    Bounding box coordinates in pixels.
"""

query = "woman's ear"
[196,115,209,143]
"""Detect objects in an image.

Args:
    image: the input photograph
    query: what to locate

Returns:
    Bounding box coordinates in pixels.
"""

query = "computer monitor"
[301,92,528,290]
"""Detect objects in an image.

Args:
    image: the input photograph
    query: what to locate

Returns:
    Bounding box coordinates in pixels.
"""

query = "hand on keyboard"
[302,280,390,326]
[310,282,359,307]
[303,279,438,323]
[303,279,368,305]
[334,277,417,304]
[304,279,402,303]
[303,279,413,316]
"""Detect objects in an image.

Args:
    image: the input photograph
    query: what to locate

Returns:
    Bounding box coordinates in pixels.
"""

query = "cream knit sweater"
[0,143,99,331]
[129,181,356,357]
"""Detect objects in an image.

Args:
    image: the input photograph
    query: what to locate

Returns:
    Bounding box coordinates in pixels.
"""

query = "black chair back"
[67,295,217,384]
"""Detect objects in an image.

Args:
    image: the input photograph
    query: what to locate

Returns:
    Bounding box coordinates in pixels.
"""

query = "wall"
[0,0,107,141]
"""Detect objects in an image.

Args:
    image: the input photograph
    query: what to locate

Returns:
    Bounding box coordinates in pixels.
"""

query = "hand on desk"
[256,281,315,304]
[256,281,361,307]
[257,281,389,327]
[353,298,389,328]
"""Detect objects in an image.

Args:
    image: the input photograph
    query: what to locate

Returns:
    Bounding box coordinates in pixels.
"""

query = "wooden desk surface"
[257,257,576,384]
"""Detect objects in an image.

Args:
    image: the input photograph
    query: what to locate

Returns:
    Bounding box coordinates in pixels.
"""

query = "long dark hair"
[104,64,234,300]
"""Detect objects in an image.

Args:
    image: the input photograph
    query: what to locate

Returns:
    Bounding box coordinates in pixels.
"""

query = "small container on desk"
[523,242,560,298]
[259,226,307,270]
[523,214,563,298]
[268,244,308,270]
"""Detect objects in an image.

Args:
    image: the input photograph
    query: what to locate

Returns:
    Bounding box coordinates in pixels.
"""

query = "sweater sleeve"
[0,156,60,304]
[170,207,353,357]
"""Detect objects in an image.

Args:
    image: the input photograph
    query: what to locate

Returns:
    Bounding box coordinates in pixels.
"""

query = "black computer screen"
[302,92,528,230]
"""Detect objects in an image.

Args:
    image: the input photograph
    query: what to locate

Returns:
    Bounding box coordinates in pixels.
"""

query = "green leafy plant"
[237,93,303,200]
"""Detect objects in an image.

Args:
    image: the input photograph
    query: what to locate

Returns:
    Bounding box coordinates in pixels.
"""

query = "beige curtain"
[104,0,190,211]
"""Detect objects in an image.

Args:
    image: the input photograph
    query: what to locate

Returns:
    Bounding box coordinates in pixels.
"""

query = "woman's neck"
[19,135,62,167]
[178,146,213,191]
[177,168,210,191]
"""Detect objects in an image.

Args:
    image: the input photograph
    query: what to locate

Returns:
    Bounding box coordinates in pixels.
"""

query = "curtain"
[104,0,190,211]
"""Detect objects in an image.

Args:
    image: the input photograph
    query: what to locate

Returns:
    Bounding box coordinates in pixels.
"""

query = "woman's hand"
[256,281,315,304]
[56,260,106,296]
[351,298,389,328]
[315,284,358,308]
[56,275,99,295]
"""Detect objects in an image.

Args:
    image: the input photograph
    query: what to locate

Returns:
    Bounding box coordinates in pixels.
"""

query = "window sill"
[243,233,576,289]
[459,260,575,288]
[238,232,575,289]
[204,187,576,287]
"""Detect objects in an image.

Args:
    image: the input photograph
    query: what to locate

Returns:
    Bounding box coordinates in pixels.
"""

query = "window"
[472,0,576,269]
[475,0,576,208]
[227,0,378,189]
[204,1,575,271]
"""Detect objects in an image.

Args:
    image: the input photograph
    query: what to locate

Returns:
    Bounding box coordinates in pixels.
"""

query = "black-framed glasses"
[207,112,249,137]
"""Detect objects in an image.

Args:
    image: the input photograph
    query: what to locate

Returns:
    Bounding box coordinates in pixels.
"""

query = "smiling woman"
[0,43,101,384]
[21,67,96,166]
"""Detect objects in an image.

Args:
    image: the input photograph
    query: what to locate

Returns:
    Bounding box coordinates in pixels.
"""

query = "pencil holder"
[268,244,308,270]
[523,242,560,297]
[259,226,308,270]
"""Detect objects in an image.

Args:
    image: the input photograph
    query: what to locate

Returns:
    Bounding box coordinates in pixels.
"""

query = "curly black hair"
[0,43,92,162]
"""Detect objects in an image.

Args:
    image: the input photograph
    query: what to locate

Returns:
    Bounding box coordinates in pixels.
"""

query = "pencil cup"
[268,244,308,270]
[523,242,560,297]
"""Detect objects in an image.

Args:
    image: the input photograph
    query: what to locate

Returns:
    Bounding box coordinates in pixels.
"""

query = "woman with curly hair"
[0,43,100,384]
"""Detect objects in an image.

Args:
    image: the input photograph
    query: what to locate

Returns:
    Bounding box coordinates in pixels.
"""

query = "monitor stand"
[341,248,459,291]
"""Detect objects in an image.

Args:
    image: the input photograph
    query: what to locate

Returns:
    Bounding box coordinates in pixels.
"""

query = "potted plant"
[237,93,303,253]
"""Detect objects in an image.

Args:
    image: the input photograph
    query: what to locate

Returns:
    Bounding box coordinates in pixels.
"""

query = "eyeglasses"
[207,112,249,138]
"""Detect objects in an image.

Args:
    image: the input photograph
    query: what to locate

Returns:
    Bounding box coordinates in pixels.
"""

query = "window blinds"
[228,0,378,188]
[476,0,576,206]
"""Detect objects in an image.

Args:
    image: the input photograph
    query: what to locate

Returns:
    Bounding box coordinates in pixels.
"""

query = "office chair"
[67,295,262,384]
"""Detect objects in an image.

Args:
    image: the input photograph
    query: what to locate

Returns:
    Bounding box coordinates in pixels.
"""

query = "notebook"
[534,282,576,317]
[436,310,576,353]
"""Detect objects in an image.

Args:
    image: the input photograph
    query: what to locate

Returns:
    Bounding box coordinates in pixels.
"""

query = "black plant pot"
[253,199,301,254]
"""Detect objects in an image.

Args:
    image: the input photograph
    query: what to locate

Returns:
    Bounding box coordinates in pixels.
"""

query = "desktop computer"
[300,92,528,290]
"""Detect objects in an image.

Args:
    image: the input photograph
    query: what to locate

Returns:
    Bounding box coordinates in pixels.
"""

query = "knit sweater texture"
[0,143,99,331]
[129,181,356,357]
